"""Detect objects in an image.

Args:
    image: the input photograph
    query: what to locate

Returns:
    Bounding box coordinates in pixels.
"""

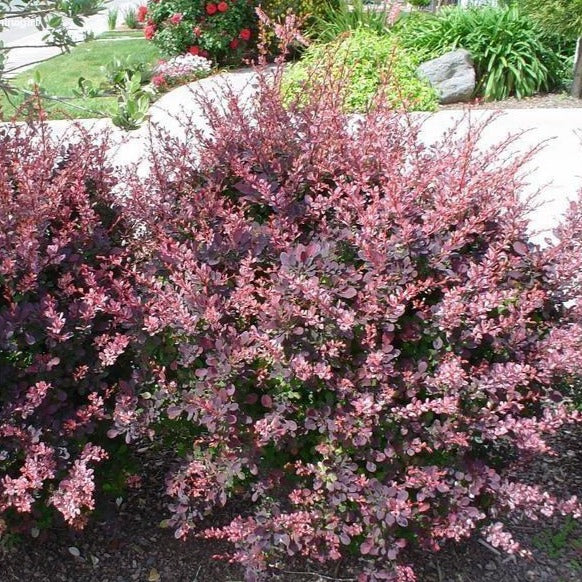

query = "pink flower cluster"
[49,444,107,528]
[151,54,211,90]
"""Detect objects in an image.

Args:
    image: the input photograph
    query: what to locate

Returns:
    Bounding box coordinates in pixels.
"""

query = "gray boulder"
[417,49,476,104]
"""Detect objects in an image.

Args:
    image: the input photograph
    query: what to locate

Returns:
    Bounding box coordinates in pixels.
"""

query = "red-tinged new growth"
[1,16,582,581]
[120,27,582,580]
[0,126,143,531]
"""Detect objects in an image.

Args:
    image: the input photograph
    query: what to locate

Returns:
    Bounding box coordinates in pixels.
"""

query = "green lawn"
[98,30,145,39]
[1,36,161,120]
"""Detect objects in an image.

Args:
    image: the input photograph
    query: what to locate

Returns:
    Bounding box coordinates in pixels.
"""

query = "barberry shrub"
[121,55,582,580]
[0,125,142,533]
[143,0,257,65]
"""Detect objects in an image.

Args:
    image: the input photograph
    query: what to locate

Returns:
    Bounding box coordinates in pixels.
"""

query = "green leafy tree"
[0,0,104,93]
[518,0,582,97]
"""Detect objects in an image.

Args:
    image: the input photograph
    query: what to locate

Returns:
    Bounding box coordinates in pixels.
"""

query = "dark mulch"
[440,93,582,110]
[1,426,581,582]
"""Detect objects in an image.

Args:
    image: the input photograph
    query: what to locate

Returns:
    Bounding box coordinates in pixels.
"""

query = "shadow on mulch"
[1,426,581,582]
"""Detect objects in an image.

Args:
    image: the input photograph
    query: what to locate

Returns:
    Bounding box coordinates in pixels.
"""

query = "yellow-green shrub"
[260,0,338,25]
[282,29,438,112]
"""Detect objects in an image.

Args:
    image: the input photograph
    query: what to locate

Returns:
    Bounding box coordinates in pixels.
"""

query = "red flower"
[217,1,228,11]
[239,28,251,41]
[169,12,183,25]
[188,45,200,56]
[151,74,166,88]
[193,26,202,37]
[205,3,217,14]
[229,38,239,49]
[200,49,209,58]
[144,24,156,40]
[136,5,148,22]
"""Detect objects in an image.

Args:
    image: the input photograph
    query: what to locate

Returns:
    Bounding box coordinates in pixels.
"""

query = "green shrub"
[516,0,580,91]
[261,0,339,25]
[123,7,139,29]
[537,28,577,90]
[111,72,151,129]
[283,29,438,111]
[102,55,153,89]
[309,0,396,43]
[395,6,565,100]
[408,0,431,8]
[517,0,582,39]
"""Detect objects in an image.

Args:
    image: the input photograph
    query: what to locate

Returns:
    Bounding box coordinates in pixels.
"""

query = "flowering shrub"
[119,52,582,580]
[143,0,257,64]
[151,53,212,90]
[0,126,142,532]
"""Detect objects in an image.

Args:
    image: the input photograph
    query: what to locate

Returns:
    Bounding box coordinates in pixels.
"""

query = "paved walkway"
[5,68,582,239]
[2,0,139,76]
[416,109,582,240]
[148,70,582,239]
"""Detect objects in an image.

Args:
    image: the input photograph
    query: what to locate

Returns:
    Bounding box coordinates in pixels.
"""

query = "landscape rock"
[417,49,476,104]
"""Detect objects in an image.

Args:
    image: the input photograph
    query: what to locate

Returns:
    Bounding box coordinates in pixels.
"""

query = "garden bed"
[1,424,581,582]
[440,93,582,110]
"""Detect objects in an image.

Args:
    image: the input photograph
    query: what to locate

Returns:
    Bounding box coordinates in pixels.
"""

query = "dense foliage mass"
[123,67,582,579]
[395,6,571,100]
[142,0,258,64]
[0,128,142,532]
[283,29,438,112]
[518,0,582,39]
[261,0,339,25]
[516,0,582,96]
[141,0,340,63]
[308,0,396,43]
[1,56,582,581]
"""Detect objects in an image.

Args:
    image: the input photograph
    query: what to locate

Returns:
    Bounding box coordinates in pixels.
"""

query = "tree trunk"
[572,37,582,99]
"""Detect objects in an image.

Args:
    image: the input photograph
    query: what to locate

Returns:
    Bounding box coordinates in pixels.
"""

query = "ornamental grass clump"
[118,49,582,580]
[0,126,142,532]
[395,6,565,101]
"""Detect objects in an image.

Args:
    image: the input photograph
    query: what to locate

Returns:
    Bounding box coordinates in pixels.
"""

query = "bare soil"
[440,93,582,110]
